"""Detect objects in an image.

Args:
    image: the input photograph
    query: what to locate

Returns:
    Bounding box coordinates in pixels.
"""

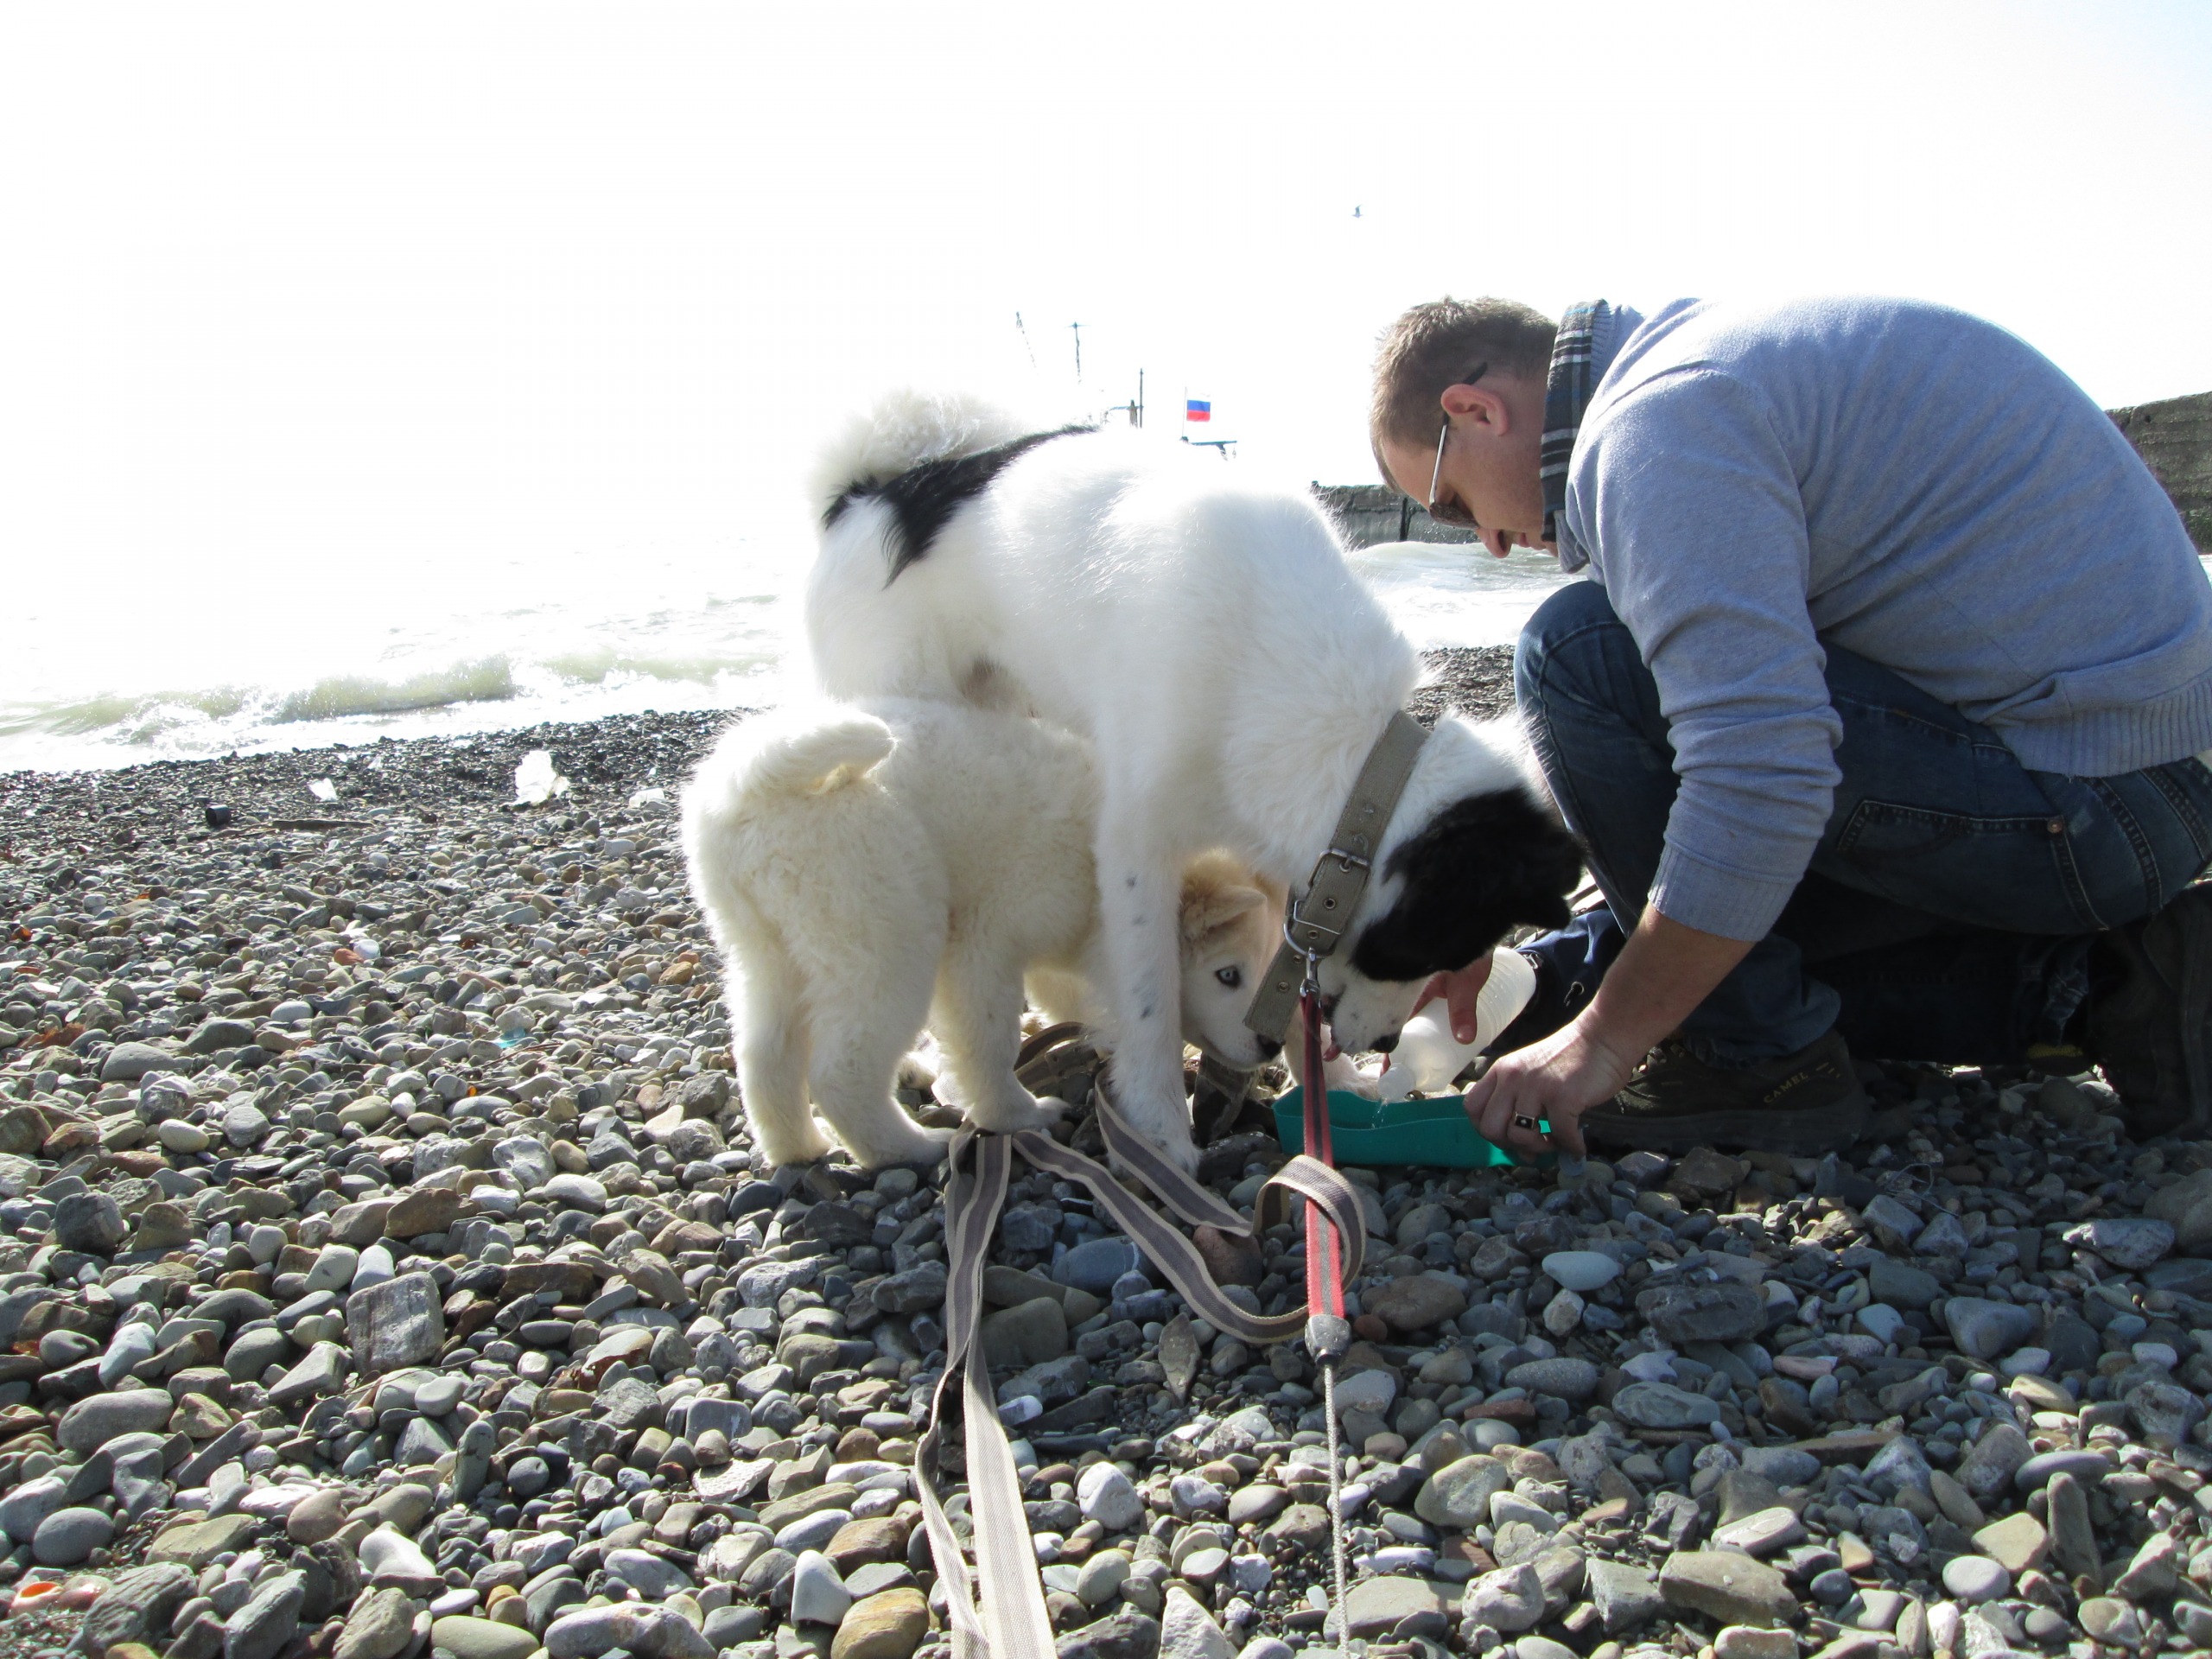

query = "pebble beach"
[3,644,2211,1659]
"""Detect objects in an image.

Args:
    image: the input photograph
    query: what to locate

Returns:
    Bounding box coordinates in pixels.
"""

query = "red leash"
[1297,968,1354,1654]
[1300,981,1349,1330]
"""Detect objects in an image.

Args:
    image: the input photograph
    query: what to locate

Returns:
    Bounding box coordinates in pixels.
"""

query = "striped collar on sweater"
[1540,300,1611,546]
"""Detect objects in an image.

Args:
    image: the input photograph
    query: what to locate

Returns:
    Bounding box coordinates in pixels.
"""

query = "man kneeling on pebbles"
[1370,296,2212,1160]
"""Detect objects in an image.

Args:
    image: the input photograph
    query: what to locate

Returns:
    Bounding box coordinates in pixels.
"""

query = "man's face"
[1378,379,1551,559]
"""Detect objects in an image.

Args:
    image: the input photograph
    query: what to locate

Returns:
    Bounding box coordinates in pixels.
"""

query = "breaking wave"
[0,539,1564,773]
[273,658,520,722]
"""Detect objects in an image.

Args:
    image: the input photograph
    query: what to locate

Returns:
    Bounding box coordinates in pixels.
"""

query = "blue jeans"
[1507,582,2212,1066]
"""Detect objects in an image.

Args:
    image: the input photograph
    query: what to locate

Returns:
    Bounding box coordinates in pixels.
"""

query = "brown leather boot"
[1580,1028,1869,1155]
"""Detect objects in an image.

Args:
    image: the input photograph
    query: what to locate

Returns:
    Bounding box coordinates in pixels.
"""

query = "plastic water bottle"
[1375,947,1539,1099]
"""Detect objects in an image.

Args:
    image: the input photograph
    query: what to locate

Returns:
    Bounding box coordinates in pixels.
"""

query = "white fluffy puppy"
[804,392,1583,1169]
[681,698,1279,1169]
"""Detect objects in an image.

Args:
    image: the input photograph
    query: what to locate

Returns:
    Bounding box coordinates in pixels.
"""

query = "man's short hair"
[1370,297,1558,460]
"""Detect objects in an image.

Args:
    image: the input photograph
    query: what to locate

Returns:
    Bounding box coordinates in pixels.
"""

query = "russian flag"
[1185,398,1211,423]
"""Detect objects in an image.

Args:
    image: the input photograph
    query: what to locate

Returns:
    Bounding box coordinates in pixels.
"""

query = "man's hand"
[1463,906,1759,1158]
[1463,1014,1640,1157]
[1413,955,1495,1044]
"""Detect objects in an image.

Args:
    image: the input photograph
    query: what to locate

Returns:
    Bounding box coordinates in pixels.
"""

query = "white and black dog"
[804,391,1582,1169]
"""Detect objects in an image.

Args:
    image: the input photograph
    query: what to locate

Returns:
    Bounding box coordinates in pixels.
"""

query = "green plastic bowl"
[1272,1086,1535,1168]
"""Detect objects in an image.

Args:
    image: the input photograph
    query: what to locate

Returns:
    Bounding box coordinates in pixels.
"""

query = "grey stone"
[357,1527,442,1595]
[2079,1597,2142,1646]
[1864,1435,1934,1497]
[31,1506,115,1567]
[1332,1366,1397,1418]
[1612,1381,1723,1431]
[1055,1611,1162,1659]
[224,1325,292,1383]
[1414,1455,1511,1528]
[73,1561,197,1659]
[1859,1194,1923,1250]
[332,1592,417,1659]
[393,1415,454,1466]
[1955,1422,2032,1498]
[0,1474,67,1546]
[100,1042,177,1083]
[186,1020,258,1056]
[2065,1217,2174,1269]
[222,1570,305,1659]
[223,1103,271,1147]
[607,1548,693,1598]
[1657,1551,1796,1625]
[1939,1555,2009,1603]
[57,1388,174,1452]
[2012,1447,2110,1491]
[1462,1563,1545,1634]
[2043,1313,2101,1376]
[2145,1167,2212,1251]
[1365,1274,1469,1333]
[1077,1462,1143,1532]
[2112,1531,2181,1600]
[1868,1258,1941,1309]
[543,1172,607,1212]
[789,1549,851,1626]
[1160,1586,1237,1659]
[1541,1251,1620,1293]
[346,1271,445,1376]
[54,1192,129,1254]
[1943,1297,2036,1361]
[1076,1550,1131,1608]
[2044,1471,2099,1580]
[1053,1237,1146,1293]
[981,1298,1069,1368]
[269,1341,349,1408]
[1502,1357,1598,1402]
[493,1136,556,1188]
[428,1619,537,1659]
[1709,1507,1804,1558]
[1913,1211,1972,1256]
[1637,1280,1765,1344]
[2125,1378,2207,1448]
[1586,1560,1664,1633]
[545,1608,653,1659]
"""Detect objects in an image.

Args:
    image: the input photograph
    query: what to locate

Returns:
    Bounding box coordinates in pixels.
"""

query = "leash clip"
[1284,915,1325,1001]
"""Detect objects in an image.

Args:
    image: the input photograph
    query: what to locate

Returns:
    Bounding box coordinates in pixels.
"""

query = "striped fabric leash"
[914,1073,1368,1659]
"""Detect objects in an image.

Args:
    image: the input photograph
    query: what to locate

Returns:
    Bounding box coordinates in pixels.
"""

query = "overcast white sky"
[3,1,2209,581]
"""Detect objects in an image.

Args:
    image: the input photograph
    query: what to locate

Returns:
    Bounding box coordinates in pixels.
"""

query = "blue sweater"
[1556,297,2212,942]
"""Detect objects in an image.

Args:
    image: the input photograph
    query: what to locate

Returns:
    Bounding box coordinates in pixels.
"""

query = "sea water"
[0,530,1568,774]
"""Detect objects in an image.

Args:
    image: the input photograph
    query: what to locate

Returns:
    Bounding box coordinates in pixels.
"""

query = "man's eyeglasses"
[1426,361,1487,531]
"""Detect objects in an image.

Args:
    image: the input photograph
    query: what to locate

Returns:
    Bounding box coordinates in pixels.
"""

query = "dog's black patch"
[1348,788,1584,982]
[823,426,1092,583]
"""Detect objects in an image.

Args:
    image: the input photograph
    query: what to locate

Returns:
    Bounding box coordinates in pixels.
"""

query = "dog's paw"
[757,1120,836,1167]
[964,1085,1066,1137]
[992,1093,1069,1136]
[847,1121,957,1171]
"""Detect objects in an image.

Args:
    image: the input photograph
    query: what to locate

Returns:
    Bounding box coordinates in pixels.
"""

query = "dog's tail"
[717,710,898,809]
[805,389,1034,525]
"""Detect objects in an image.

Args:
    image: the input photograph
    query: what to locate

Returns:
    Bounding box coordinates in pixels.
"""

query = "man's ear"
[1440,380,1510,432]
